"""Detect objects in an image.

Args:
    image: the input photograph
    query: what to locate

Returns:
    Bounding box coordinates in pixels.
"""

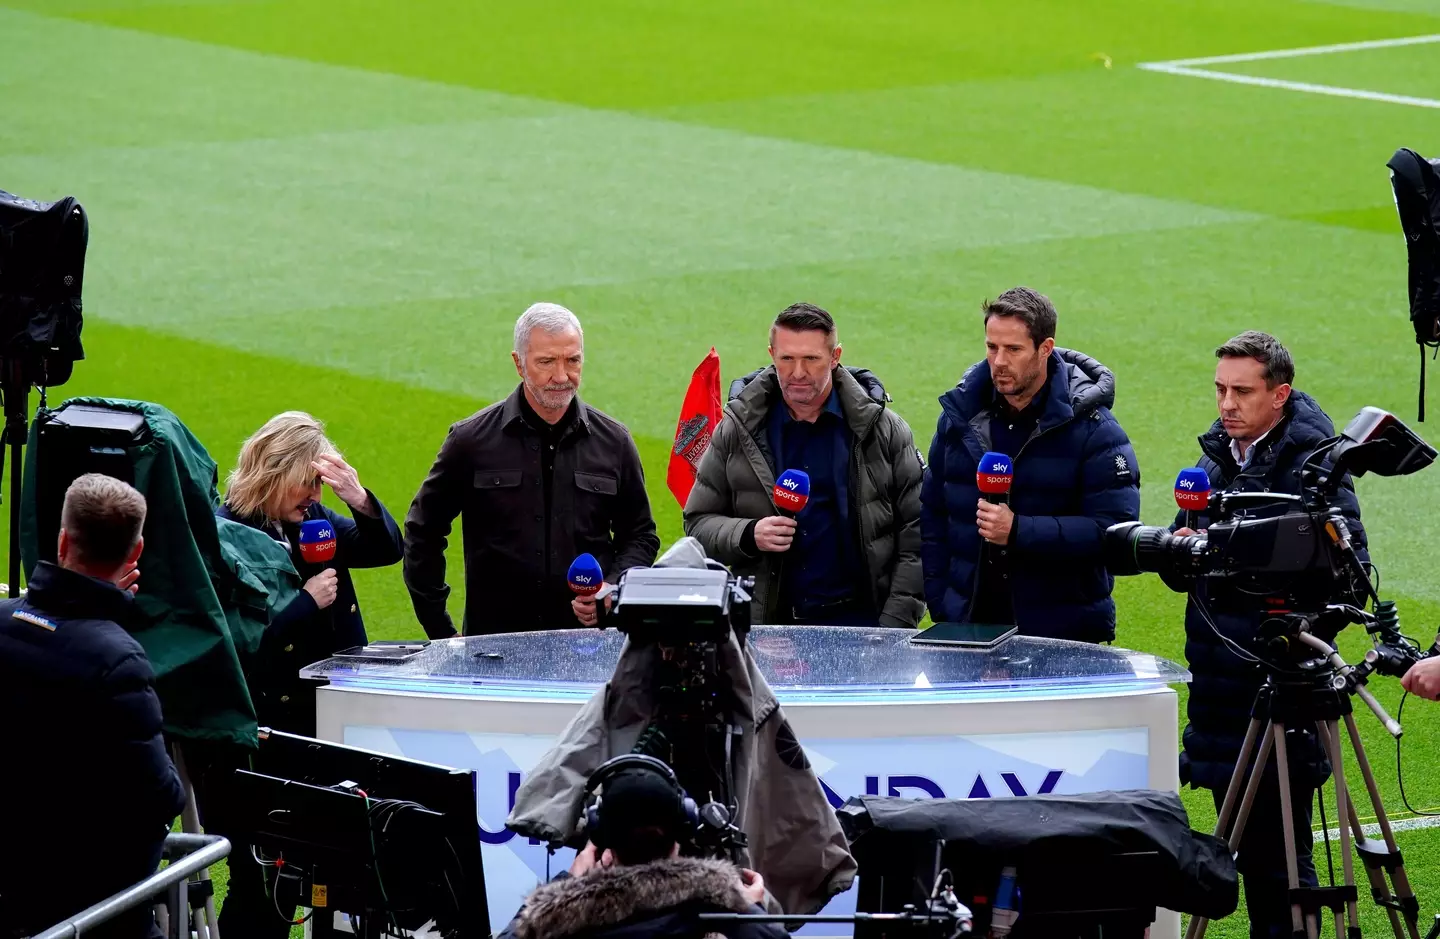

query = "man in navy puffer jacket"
[919,287,1139,642]
[1171,331,1364,939]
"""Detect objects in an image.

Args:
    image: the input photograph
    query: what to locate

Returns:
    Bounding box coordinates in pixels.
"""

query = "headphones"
[583,754,700,849]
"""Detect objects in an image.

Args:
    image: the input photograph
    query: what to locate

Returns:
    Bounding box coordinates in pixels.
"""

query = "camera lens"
[1103,522,1208,582]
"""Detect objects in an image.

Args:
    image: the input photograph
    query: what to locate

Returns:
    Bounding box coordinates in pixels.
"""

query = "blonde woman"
[218,411,403,737]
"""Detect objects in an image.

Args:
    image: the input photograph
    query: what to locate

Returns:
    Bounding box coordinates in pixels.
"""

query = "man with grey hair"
[405,303,659,635]
[0,474,185,938]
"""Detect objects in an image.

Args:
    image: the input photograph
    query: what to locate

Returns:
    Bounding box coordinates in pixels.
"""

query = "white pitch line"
[1138,61,1440,110]
[1151,32,1440,68]
[1319,812,1440,841]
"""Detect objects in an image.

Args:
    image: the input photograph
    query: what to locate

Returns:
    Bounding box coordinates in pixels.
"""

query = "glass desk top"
[302,626,1189,704]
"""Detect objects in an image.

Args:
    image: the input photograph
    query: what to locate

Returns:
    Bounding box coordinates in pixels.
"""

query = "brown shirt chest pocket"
[574,472,618,497]
[474,469,524,490]
[471,470,525,526]
[574,473,619,531]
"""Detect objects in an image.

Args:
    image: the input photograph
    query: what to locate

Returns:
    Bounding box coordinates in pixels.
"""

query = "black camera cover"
[1387,148,1440,419]
[839,789,1238,925]
[0,189,87,386]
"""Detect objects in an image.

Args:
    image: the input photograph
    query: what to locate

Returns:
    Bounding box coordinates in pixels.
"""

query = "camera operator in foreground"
[1171,331,1366,939]
[0,474,184,939]
[509,538,856,917]
[499,756,785,939]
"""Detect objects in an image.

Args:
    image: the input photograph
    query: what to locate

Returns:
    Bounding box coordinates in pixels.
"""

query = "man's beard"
[527,377,577,412]
[997,361,1043,399]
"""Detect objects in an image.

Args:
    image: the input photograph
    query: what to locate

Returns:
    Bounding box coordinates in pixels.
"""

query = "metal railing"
[34,832,230,939]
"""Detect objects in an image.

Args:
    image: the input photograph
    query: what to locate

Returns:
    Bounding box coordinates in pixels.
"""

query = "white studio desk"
[305,626,1191,938]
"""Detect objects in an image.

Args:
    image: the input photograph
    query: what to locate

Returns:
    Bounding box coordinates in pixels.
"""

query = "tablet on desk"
[332,641,430,662]
[909,622,1018,649]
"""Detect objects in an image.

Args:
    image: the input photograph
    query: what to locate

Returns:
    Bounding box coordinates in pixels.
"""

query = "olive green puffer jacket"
[683,365,924,627]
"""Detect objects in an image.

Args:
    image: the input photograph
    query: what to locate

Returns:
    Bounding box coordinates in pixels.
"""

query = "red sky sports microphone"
[1174,467,1211,529]
[976,452,1013,504]
[773,469,811,517]
[1173,467,1211,512]
[567,553,604,597]
[298,518,337,564]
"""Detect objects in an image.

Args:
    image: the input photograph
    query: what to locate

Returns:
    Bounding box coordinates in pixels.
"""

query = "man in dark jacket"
[1171,331,1364,939]
[683,302,924,628]
[499,759,785,939]
[920,287,1139,641]
[0,474,185,939]
[405,303,660,636]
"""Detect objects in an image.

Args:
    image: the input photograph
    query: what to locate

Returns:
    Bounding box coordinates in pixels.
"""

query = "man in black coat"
[0,474,185,939]
[1171,332,1365,939]
[405,303,660,636]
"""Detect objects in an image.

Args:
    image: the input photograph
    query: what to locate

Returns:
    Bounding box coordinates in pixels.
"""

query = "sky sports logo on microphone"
[772,469,811,513]
[298,519,337,563]
[976,451,1013,497]
[567,554,604,596]
[1173,467,1211,511]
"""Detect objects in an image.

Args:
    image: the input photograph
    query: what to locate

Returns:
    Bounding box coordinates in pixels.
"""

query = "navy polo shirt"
[767,389,861,613]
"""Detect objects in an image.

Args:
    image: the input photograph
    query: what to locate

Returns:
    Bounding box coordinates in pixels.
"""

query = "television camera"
[1104,408,1439,939]
[0,189,87,595]
[591,538,755,862]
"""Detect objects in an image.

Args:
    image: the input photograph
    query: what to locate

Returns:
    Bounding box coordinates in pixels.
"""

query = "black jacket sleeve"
[324,493,404,569]
[102,650,185,828]
[608,433,661,580]
[404,427,466,638]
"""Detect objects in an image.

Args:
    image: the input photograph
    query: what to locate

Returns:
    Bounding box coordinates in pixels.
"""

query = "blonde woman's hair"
[225,411,339,519]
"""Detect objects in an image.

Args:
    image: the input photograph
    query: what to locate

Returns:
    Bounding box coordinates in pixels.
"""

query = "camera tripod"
[1186,625,1420,939]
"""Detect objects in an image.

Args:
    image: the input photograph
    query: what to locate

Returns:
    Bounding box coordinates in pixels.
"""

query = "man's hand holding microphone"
[569,554,611,627]
[757,469,810,552]
[975,452,1014,545]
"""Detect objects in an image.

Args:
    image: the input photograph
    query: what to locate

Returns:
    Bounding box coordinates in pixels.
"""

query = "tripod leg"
[1271,722,1309,939]
[1215,718,1266,841]
[1187,723,1276,939]
[173,745,222,939]
[1344,795,1405,939]
[1343,713,1422,939]
[1316,720,1362,939]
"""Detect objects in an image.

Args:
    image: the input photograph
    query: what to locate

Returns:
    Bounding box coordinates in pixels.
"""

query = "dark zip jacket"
[1171,391,1365,790]
[919,348,1140,642]
[0,562,185,937]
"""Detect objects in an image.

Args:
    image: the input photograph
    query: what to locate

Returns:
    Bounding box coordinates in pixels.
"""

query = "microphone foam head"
[568,553,604,596]
[773,469,811,513]
[1174,467,1212,511]
[298,518,337,563]
[976,451,1014,495]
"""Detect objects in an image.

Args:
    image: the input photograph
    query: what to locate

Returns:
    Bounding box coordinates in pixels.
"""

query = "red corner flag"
[668,348,722,507]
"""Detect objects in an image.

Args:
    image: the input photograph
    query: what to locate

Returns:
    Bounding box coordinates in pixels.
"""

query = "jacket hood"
[941,348,1116,425]
[1198,389,1334,466]
[726,365,886,438]
[508,858,753,939]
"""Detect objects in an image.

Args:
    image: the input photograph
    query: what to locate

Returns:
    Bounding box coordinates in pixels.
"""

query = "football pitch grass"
[5,0,1440,933]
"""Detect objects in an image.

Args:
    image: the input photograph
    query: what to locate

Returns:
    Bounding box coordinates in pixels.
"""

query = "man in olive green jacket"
[683,303,925,628]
